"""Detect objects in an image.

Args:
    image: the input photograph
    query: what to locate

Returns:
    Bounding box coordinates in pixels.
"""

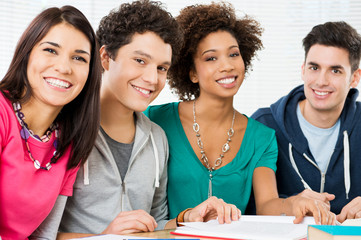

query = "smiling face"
[100,31,172,112]
[26,22,91,110]
[191,30,245,99]
[302,44,360,117]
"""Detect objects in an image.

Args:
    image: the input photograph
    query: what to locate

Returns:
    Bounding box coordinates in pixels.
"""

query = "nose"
[54,56,72,75]
[219,57,234,72]
[315,70,329,86]
[142,66,158,85]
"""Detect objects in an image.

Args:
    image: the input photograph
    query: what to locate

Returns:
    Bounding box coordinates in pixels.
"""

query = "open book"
[172,215,316,240]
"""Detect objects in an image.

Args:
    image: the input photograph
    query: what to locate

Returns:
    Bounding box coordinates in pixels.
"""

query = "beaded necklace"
[192,100,235,197]
[13,102,58,170]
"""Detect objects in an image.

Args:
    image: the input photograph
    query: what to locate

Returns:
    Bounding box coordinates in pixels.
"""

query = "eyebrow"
[307,61,344,69]
[201,45,239,56]
[134,50,171,66]
[39,41,90,56]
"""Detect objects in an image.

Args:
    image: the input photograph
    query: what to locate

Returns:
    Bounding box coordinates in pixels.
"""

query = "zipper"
[121,181,125,211]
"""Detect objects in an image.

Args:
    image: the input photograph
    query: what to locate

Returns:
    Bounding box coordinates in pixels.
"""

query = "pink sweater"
[0,92,78,239]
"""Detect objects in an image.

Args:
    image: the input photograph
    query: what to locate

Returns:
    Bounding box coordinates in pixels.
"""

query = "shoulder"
[137,112,168,142]
[247,117,276,144]
[251,107,272,120]
[145,102,178,120]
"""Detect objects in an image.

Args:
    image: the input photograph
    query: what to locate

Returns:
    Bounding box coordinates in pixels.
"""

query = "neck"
[100,91,136,143]
[299,99,342,128]
[194,95,235,123]
[21,100,61,137]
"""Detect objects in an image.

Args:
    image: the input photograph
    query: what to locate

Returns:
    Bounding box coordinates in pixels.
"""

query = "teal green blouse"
[145,102,277,219]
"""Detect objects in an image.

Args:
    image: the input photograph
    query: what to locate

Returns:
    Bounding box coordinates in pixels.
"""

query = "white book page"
[175,215,315,240]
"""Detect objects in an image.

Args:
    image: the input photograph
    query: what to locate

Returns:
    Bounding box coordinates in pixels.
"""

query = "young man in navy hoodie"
[252,21,361,223]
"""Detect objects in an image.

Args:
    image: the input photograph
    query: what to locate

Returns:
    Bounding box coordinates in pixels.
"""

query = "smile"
[45,78,71,89]
[132,85,152,95]
[217,77,236,84]
[314,90,330,96]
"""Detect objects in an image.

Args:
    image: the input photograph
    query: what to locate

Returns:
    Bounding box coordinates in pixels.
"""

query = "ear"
[99,45,110,71]
[189,68,199,83]
[350,68,361,88]
[301,62,306,82]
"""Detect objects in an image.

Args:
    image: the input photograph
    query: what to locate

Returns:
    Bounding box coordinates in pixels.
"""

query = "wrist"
[176,208,192,227]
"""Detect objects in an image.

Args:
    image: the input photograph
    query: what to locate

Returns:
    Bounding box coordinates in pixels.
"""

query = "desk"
[128,229,308,240]
[128,229,210,239]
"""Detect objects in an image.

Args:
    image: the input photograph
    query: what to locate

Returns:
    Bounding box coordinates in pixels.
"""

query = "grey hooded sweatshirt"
[59,112,169,233]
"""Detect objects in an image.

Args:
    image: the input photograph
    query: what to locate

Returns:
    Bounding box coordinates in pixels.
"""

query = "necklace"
[192,100,235,197]
[13,102,58,170]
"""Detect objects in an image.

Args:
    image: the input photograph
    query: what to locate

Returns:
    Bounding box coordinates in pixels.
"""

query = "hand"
[298,189,335,206]
[291,196,336,225]
[184,196,241,224]
[337,196,361,223]
[101,210,157,235]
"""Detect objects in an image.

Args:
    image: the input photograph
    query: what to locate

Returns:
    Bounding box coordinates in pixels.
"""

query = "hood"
[269,84,360,153]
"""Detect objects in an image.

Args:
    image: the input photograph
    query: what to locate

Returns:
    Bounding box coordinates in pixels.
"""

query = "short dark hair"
[96,0,182,64]
[0,6,102,169]
[303,21,361,73]
[168,2,263,100]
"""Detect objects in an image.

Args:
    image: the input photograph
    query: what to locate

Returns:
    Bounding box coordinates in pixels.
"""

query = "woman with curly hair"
[146,2,336,225]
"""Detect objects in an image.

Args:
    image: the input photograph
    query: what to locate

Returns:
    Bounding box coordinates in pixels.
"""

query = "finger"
[223,204,232,224]
[310,201,321,225]
[217,204,225,224]
[230,204,240,221]
[124,210,157,232]
[319,202,331,225]
[293,215,304,224]
[336,212,346,223]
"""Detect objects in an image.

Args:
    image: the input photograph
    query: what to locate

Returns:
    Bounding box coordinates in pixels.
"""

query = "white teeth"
[45,78,70,89]
[314,90,329,96]
[217,78,235,84]
[133,86,151,95]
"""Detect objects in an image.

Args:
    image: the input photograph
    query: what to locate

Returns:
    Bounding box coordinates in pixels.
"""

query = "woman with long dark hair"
[0,5,101,239]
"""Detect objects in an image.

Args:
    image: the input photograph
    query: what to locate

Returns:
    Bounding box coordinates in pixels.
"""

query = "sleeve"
[29,195,68,240]
[255,131,278,172]
[59,166,80,196]
[150,129,169,230]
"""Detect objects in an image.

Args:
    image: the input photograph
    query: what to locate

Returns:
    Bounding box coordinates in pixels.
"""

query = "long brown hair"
[0,6,102,169]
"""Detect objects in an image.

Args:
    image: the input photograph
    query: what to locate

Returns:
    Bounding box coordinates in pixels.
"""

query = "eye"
[332,69,341,74]
[73,56,88,63]
[135,58,145,64]
[158,66,168,72]
[206,56,216,61]
[44,48,56,54]
[230,52,240,57]
[310,66,318,71]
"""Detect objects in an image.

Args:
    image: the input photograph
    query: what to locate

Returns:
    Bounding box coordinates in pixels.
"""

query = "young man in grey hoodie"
[58,1,241,238]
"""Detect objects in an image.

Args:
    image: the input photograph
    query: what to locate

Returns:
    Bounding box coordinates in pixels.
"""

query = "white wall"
[1,0,360,115]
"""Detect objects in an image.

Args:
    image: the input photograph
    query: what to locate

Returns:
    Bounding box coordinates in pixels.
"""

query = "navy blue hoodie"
[251,84,361,214]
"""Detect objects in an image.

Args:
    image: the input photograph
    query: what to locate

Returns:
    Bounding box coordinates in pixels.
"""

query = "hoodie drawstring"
[343,131,350,199]
[150,132,160,188]
[288,131,351,199]
[288,143,311,190]
[83,160,90,185]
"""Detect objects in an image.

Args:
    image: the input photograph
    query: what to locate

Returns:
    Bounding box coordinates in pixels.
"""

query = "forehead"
[197,31,238,51]
[305,44,350,67]
[38,23,90,50]
[117,31,172,63]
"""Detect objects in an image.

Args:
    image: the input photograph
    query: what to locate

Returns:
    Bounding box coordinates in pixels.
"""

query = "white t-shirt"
[297,104,340,173]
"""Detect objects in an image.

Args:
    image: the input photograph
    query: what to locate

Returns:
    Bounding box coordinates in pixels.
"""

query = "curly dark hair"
[168,2,263,100]
[96,0,183,64]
